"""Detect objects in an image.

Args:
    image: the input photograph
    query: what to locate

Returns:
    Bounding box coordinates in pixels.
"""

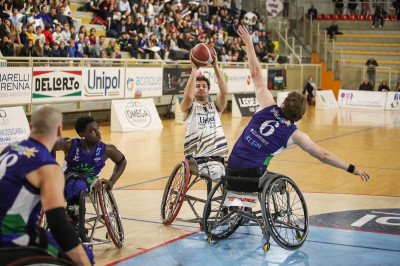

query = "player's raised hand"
[237,25,254,46]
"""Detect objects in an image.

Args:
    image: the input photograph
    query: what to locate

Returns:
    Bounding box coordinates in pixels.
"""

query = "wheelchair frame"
[160,157,219,225]
[39,179,124,249]
[202,170,309,253]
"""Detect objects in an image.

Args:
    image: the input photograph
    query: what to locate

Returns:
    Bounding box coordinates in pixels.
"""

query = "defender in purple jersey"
[228,26,370,182]
[0,106,91,265]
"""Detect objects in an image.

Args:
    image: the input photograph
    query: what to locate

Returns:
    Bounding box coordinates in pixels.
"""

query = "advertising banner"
[338,89,386,109]
[32,68,82,103]
[385,92,400,111]
[0,68,32,105]
[111,99,163,132]
[0,106,30,147]
[125,67,163,97]
[232,93,259,117]
[268,69,286,90]
[162,67,191,95]
[82,68,124,100]
[222,68,250,93]
[316,90,339,109]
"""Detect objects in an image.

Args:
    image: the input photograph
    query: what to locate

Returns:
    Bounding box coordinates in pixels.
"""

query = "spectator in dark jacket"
[359,78,374,91]
[372,4,387,28]
[0,35,15,56]
[18,39,34,56]
[307,4,318,19]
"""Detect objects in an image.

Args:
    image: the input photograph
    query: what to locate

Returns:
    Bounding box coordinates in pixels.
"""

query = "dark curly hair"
[196,76,210,90]
[281,91,307,122]
[75,116,95,134]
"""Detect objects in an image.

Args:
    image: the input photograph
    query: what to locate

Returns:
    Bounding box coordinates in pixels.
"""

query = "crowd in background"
[0,0,278,63]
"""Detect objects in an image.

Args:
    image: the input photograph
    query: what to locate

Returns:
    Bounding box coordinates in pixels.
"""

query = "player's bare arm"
[181,52,199,120]
[289,130,370,182]
[237,25,276,109]
[104,144,127,190]
[212,52,228,115]
[52,137,72,157]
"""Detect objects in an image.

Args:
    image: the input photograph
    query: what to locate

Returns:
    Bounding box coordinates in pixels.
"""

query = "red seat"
[317,14,325,20]
[350,14,357,20]
[342,14,350,20]
[366,14,373,20]
[334,14,342,20]
[384,14,391,21]
[358,14,366,20]
[392,14,398,21]
[326,14,334,20]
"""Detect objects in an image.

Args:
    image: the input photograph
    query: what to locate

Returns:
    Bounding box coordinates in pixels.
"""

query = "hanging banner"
[111,99,163,132]
[338,89,386,109]
[266,0,284,18]
[232,93,259,117]
[385,92,400,111]
[316,90,339,109]
[0,106,30,147]
[32,68,82,103]
[162,67,191,95]
[125,67,163,97]
[0,68,32,105]
[82,68,124,100]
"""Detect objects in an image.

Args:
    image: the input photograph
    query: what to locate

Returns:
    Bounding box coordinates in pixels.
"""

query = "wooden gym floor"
[56,106,400,265]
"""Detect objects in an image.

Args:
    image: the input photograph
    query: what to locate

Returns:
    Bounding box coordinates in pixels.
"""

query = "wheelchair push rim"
[160,160,190,225]
[202,180,243,241]
[97,180,125,248]
[261,176,309,250]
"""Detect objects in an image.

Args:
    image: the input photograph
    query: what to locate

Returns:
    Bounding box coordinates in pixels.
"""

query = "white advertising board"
[385,92,400,111]
[0,68,32,105]
[82,68,124,100]
[111,99,163,132]
[316,90,339,109]
[125,67,163,97]
[32,68,82,103]
[222,68,251,93]
[338,89,386,109]
[0,106,30,147]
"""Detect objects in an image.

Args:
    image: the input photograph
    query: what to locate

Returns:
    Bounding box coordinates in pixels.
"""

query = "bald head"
[30,106,62,137]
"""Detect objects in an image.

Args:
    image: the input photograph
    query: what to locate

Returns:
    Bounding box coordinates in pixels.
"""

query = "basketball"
[191,43,216,67]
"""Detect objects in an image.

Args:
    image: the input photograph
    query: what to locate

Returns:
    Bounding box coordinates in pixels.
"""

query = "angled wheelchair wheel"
[203,180,243,241]
[160,161,190,225]
[261,176,309,250]
[97,180,124,248]
[9,256,74,266]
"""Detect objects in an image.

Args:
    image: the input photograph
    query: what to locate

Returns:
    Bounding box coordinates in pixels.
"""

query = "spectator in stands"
[333,0,344,15]
[255,40,267,62]
[88,28,96,45]
[43,41,51,56]
[34,25,45,43]
[60,23,70,44]
[365,56,378,88]
[265,40,275,61]
[117,0,131,14]
[0,35,14,56]
[67,38,76,56]
[91,35,104,57]
[372,4,387,28]
[35,5,53,29]
[42,23,54,44]
[307,4,318,20]
[326,20,342,40]
[69,25,76,40]
[348,0,357,15]
[77,25,87,38]
[52,24,63,43]
[59,40,67,57]
[359,77,373,90]
[360,0,370,15]
[20,25,29,45]
[18,40,33,57]
[117,32,136,58]
[0,18,7,40]
[32,39,43,56]
[74,32,88,57]
[56,6,72,27]
[49,41,60,57]
[91,3,112,27]
[4,18,20,44]
[134,90,142,99]
[9,8,20,26]
[396,0,400,20]
[88,0,102,15]
[303,76,318,105]
[378,80,390,91]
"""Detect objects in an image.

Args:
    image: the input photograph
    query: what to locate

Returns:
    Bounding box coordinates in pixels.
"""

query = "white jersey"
[184,101,228,157]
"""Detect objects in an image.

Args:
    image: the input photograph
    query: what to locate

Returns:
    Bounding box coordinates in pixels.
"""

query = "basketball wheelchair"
[39,172,124,249]
[160,156,225,225]
[202,167,309,252]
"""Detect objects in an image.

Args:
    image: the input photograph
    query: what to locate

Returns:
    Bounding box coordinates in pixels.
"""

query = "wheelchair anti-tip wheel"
[261,176,309,250]
[202,180,243,241]
[97,180,124,248]
[160,161,190,225]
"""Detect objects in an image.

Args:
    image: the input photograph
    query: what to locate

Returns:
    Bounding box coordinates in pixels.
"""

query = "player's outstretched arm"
[289,130,370,182]
[237,25,276,109]
[51,137,72,158]
[104,144,127,191]
[212,51,228,114]
[181,53,199,120]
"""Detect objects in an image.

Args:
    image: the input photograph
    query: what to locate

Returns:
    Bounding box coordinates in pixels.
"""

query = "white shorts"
[198,161,225,182]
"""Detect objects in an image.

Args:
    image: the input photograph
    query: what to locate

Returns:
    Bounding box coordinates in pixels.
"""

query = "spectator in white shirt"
[34,25,46,43]
[52,24,63,44]
[61,24,71,45]
[117,0,131,14]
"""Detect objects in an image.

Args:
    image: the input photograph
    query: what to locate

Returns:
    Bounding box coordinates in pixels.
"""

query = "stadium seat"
[342,14,350,20]
[384,14,391,21]
[350,14,357,20]
[392,14,398,21]
[317,14,325,20]
[358,14,366,20]
[334,14,341,20]
[366,14,373,20]
[326,14,334,20]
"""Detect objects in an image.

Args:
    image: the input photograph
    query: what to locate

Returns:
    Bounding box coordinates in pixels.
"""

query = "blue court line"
[114,176,169,190]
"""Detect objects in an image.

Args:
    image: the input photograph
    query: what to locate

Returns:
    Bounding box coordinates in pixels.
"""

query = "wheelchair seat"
[223,167,279,193]
[0,246,73,265]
